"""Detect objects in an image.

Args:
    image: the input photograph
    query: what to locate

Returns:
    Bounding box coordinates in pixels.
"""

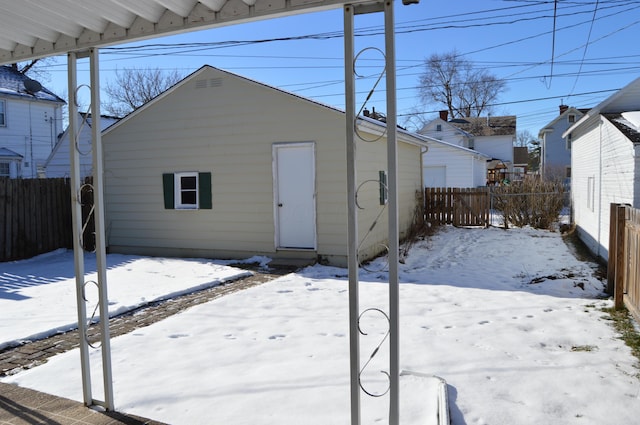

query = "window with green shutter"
[162,172,212,210]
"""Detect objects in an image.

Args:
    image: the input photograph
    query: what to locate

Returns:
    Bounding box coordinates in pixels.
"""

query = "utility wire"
[568,0,600,98]
[545,0,558,89]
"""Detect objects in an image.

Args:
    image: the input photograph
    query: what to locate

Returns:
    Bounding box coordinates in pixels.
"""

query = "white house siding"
[473,135,513,162]
[0,97,62,177]
[422,121,466,147]
[422,141,486,188]
[103,67,423,266]
[572,117,635,261]
[474,156,487,186]
[541,130,571,177]
[540,111,581,179]
[45,115,118,178]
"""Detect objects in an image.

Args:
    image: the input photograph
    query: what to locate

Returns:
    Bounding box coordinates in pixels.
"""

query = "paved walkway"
[0,264,296,424]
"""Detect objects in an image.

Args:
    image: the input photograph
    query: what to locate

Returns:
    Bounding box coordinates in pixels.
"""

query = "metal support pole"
[344,5,360,425]
[67,49,114,411]
[67,51,92,407]
[89,48,115,410]
[384,1,400,423]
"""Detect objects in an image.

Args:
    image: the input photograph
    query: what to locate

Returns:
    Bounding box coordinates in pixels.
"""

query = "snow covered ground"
[2,226,640,424]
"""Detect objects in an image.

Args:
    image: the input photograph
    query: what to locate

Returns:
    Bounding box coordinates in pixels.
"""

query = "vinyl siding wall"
[422,141,486,187]
[541,115,575,177]
[473,135,513,162]
[0,97,62,177]
[103,67,423,266]
[572,116,635,261]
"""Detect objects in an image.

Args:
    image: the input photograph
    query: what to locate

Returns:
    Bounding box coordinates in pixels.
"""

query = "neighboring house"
[538,105,588,182]
[421,136,490,188]
[420,111,517,185]
[101,65,428,267]
[44,112,119,178]
[0,65,65,178]
[566,76,640,262]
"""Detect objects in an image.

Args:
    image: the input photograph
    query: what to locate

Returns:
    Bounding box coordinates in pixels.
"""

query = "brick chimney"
[559,104,569,115]
[439,110,448,121]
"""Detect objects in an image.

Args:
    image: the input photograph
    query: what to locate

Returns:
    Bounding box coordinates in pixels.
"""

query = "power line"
[568,0,600,97]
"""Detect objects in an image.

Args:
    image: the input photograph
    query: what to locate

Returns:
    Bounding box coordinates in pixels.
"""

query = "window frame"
[174,171,199,210]
[0,161,9,177]
[0,99,6,127]
[162,171,212,210]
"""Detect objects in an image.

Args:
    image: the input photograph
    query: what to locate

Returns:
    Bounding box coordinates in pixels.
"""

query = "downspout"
[634,143,640,208]
[597,119,603,258]
[29,102,34,178]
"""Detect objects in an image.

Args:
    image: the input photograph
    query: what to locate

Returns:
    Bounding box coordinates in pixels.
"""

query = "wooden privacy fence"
[609,203,640,323]
[0,177,97,262]
[424,187,490,227]
[0,178,73,261]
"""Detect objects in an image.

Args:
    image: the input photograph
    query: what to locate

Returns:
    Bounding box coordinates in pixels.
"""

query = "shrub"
[491,177,565,229]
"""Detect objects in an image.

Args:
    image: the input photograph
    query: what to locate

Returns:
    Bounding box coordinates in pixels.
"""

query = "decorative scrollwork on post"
[351,45,392,401]
[353,47,387,144]
[81,280,102,349]
[355,179,389,273]
[358,308,391,397]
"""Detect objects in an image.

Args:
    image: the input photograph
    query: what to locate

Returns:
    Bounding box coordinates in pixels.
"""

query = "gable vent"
[195,78,223,89]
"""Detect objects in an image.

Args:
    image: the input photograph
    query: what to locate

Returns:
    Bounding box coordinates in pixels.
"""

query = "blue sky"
[38,0,640,139]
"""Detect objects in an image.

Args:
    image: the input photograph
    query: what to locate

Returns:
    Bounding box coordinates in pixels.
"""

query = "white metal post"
[89,47,115,410]
[344,4,360,424]
[68,51,92,407]
[67,49,114,411]
[384,1,400,423]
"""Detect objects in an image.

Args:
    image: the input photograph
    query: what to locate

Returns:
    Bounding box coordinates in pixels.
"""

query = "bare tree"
[516,130,536,147]
[10,58,55,83]
[103,67,183,117]
[418,50,507,119]
[516,130,540,173]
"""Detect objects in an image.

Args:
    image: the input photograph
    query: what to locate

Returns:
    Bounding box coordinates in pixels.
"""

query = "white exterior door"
[424,165,446,187]
[273,143,316,249]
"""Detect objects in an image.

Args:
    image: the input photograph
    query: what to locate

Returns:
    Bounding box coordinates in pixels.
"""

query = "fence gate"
[425,187,489,227]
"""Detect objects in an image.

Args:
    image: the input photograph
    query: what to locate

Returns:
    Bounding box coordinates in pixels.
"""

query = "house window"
[162,172,212,210]
[436,124,442,132]
[0,100,5,127]
[568,114,575,123]
[566,133,572,150]
[566,167,571,178]
[176,172,198,209]
[0,161,9,177]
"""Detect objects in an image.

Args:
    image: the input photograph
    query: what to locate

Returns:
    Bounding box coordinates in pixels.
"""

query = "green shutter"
[379,170,388,205]
[199,172,212,209]
[162,173,175,209]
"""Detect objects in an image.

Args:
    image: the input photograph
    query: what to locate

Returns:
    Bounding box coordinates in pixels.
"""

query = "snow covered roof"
[603,113,640,144]
[0,66,64,103]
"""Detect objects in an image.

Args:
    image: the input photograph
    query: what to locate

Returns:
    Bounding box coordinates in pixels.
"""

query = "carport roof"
[0,0,366,65]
